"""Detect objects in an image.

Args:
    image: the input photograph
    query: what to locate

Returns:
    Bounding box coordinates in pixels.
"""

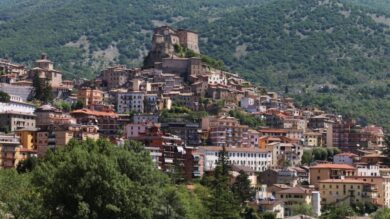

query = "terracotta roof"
[319,179,369,184]
[277,186,311,194]
[232,165,255,173]
[199,146,270,153]
[71,109,117,117]
[269,184,292,189]
[335,152,358,157]
[259,129,288,133]
[310,163,356,170]
[362,154,386,158]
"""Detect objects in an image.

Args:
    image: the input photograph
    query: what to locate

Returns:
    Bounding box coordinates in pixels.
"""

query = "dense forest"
[2,0,390,129]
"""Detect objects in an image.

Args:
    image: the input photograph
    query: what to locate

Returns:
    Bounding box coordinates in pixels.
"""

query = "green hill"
[3,0,390,129]
[179,0,390,129]
[0,0,266,78]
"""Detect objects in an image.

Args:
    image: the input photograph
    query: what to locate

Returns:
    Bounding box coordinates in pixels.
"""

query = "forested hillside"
[2,0,390,129]
[0,0,266,78]
[178,0,390,128]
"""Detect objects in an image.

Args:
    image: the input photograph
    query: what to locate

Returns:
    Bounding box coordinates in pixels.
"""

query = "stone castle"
[144,26,199,68]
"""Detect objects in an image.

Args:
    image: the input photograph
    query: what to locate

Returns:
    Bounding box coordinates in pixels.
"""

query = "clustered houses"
[0,26,389,218]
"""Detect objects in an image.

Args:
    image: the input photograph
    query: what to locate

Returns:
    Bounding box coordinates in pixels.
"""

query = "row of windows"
[209,152,270,158]
[322,184,360,189]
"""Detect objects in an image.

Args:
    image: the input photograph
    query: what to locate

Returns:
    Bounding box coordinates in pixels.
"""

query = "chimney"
[41,53,47,60]
[311,191,321,217]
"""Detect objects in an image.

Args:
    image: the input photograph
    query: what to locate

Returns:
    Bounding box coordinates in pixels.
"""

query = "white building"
[207,71,227,85]
[200,146,272,172]
[125,122,158,139]
[133,114,159,124]
[117,91,145,113]
[248,129,260,148]
[356,164,380,177]
[0,99,36,115]
[240,97,255,109]
[333,153,358,165]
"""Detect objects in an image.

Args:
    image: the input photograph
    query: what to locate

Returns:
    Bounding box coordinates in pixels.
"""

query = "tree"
[0,91,10,102]
[32,73,42,100]
[259,212,276,219]
[241,206,261,219]
[292,204,313,216]
[0,169,39,218]
[71,100,84,110]
[373,207,390,219]
[42,81,53,103]
[302,150,313,165]
[232,170,254,204]
[382,136,390,165]
[30,139,169,218]
[321,204,356,219]
[16,156,38,173]
[209,146,240,219]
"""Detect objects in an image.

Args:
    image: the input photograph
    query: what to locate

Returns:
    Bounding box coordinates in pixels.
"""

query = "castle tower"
[177,29,200,54]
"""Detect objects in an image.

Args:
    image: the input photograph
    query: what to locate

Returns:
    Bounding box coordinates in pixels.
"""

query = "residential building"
[100,65,138,89]
[70,109,118,138]
[15,128,38,151]
[319,179,378,206]
[200,146,272,172]
[0,111,36,132]
[28,54,62,87]
[0,134,36,168]
[35,104,75,129]
[258,168,298,187]
[257,200,284,219]
[304,132,323,147]
[0,83,33,101]
[248,129,260,148]
[133,114,159,124]
[172,93,199,111]
[275,187,313,217]
[125,122,157,139]
[356,164,380,177]
[77,88,104,107]
[362,125,384,149]
[202,116,249,147]
[0,59,26,75]
[309,163,356,188]
[347,175,390,207]
[161,122,202,146]
[117,91,145,113]
[267,142,303,166]
[333,153,358,165]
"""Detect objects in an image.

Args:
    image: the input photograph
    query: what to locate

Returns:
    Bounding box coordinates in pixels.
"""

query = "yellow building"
[319,179,378,206]
[77,88,104,107]
[304,132,323,147]
[275,186,312,216]
[347,176,390,207]
[15,128,37,150]
[0,134,36,168]
[309,163,356,188]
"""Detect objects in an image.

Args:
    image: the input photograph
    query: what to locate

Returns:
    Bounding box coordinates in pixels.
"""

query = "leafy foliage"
[0,91,10,102]
[229,110,265,129]
[232,170,254,204]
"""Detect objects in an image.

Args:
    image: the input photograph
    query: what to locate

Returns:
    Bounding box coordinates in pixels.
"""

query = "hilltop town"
[0,26,388,218]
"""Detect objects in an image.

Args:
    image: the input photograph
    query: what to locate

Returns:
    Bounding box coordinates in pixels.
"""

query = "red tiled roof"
[259,129,288,133]
[199,146,270,153]
[310,163,356,170]
[277,186,311,194]
[71,109,117,117]
[335,152,358,157]
[319,179,368,184]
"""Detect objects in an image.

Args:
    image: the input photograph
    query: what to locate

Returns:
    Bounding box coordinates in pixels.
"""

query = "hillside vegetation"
[3,0,390,129]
